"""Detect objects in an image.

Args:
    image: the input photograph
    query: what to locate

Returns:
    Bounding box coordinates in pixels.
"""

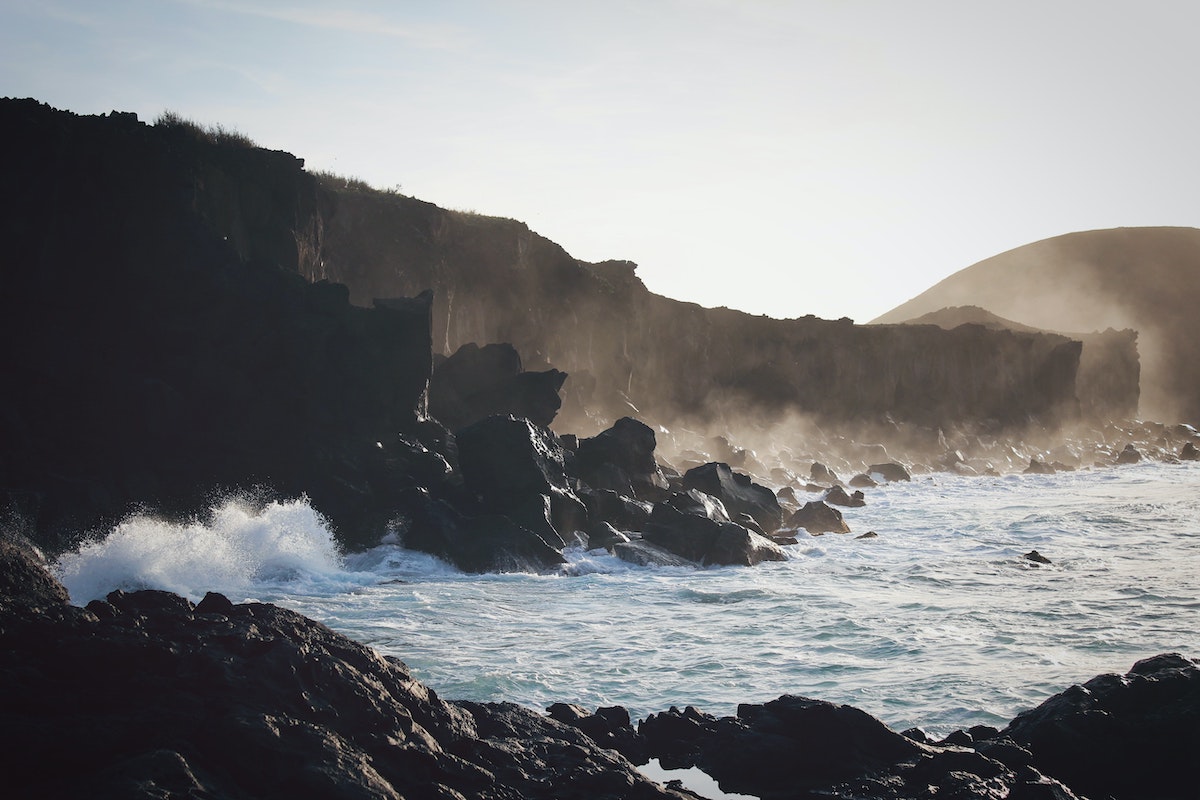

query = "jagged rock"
[855,531,879,539]
[638,705,721,768]
[869,462,912,482]
[1002,652,1200,800]
[849,472,878,488]
[824,485,866,507]
[611,539,698,567]
[785,501,851,535]
[454,414,586,545]
[575,417,671,502]
[642,502,786,567]
[1116,443,1143,464]
[581,488,653,532]
[0,538,686,799]
[644,696,927,798]
[428,342,567,430]
[585,520,629,550]
[1181,442,1200,461]
[1024,550,1052,565]
[661,488,731,523]
[682,462,783,534]
[546,703,649,765]
[1025,458,1056,475]
[399,489,567,573]
[810,462,840,485]
[775,485,801,506]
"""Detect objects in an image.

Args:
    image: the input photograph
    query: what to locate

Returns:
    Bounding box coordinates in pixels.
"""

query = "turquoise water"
[54,460,1200,737]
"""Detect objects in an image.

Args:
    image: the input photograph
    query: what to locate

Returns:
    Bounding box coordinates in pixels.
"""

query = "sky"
[2,0,1197,323]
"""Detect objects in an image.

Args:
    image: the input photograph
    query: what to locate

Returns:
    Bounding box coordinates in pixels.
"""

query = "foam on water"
[53,497,352,603]
[49,461,1200,738]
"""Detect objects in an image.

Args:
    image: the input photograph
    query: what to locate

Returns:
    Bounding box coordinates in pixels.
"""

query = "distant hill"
[872,227,1200,424]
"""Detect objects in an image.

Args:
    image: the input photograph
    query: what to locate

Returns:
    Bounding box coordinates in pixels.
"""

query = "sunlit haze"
[3,0,1196,322]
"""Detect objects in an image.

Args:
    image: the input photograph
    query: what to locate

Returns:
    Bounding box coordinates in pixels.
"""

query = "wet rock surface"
[0,534,687,800]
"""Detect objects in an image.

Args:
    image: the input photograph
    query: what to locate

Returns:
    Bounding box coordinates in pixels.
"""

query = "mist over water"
[54,462,1200,738]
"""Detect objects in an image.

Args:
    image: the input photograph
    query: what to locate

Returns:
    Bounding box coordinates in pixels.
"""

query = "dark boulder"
[642,502,786,567]
[1024,550,1052,565]
[643,696,926,799]
[454,414,587,545]
[1024,458,1056,475]
[776,485,801,506]
[810,462,840,485]
[0,542,688,799]
[869,462,912,482]
[575,417,671,502]
[638,705,721,769]
[1116,443,1143,464]
[585,520,629,550]
[546,703,649,765]
[400,489,567,573]
[682,462,784,534]
[824,485,865,507]
[1002,652,1200,800]
[785,500,851,535]
[849,472,878,488]
[1180,442,1200,461]
[611,539,698,567]
[428,342,567,430]
[663,488,731,522]
[581,488,653,533]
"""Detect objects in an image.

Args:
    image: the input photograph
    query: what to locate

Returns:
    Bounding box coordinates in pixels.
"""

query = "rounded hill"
[872,226,1200,424]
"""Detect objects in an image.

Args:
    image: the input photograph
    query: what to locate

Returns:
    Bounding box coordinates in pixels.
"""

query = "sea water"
[53,461,1200,739]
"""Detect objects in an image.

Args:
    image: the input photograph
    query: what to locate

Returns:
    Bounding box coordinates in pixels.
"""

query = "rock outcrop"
[0,533,686,799]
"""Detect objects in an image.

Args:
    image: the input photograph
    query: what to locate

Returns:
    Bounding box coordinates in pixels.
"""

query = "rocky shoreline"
[3,532,1197,799]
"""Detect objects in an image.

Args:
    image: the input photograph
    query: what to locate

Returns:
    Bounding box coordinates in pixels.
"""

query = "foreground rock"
[1002,652,1200,800]
[630,654,1200,800]
[0,534,686,800]
[785,500,852,535]
[681,461,784,534]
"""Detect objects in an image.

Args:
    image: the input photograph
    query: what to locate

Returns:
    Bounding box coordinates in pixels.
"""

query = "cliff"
[318,185,1086,438]
[0,99,434,551]
[872,227,1200,424]
[900,306,1140,421]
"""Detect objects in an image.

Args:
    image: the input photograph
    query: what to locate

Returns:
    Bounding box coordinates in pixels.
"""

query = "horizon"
[3,1,1197,323]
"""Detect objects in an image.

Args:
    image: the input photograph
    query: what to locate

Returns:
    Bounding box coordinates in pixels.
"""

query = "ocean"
[52,460,1200,740]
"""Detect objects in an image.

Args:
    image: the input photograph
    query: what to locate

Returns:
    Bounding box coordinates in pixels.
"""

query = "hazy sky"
[3,1,1196,322]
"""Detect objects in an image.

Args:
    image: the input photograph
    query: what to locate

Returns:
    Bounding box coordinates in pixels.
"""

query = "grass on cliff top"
[311,169,405,196]
[154,110,257,149]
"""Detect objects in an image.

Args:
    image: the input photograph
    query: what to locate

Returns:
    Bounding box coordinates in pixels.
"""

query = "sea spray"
[53,497,346,603]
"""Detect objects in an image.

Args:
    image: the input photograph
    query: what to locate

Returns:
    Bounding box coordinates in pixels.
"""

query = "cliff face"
[319,190,1085,437]
[0,99,432,549]
[901,306,1140,421]
[873,228,1200,424]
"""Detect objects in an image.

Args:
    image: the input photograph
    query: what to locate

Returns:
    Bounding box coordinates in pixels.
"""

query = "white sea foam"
[53,497,347,603]
[49,461,1200,738]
